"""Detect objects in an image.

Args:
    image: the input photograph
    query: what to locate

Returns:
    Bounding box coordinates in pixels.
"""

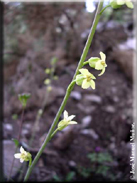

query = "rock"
[111,80,116,85]
[22,129,31,139]
[113,96,119,103]
[110,137,115,142]
[84,94,102,104]
[111,87,117,94]
[24,123,31,130]
[70,91,82,100]
[69,160,76,168]
[109,143,115,150]
[36,86,65,107]
[77,103,96,114]
[4,124,13,131]
[118,38,135,50]
[3,124,13,138]
[53,128,75,150]
[80,129,99,140]
[3,140,22,178]
[109,143,118,155]
[81,116,92,128]
[111,49,133,81]
[104,105,116,113]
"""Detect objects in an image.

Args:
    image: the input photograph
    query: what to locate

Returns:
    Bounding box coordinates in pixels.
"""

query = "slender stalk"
[83,60,89,66]
[8,108,25,181]
[18,108,25,141]
[24,1,103,181]
[50,128,58,139]
[19,63,58,181]
[100,4,111,15]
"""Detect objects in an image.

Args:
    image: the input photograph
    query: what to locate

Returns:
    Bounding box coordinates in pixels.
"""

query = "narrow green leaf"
[12,138,19,147]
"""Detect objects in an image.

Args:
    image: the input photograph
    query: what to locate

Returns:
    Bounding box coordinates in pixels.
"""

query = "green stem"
[50,128,59,139]
[24,1,103,181]
[83,61,89,66]
[100,4,111,15]
[29,158,32,167]
[8,107,25,181]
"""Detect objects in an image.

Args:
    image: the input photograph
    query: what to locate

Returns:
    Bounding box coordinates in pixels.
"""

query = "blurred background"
[3,0,135,182]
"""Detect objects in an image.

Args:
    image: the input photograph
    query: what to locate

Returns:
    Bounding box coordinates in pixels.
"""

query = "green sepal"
[76,74,84,86]
[29,157,32,167]
[110,1,122,9]
[88,57,100,68]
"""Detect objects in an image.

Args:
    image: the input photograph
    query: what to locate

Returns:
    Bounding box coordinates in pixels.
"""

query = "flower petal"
[14,153,21,159]
[90,73,96,80]
[67,115,75,121]
[58,120,68,130]
[90,80,95,90]
[58,120,64,127]
[20,146,25,154]
[64,110,68,119]
[98,67,106,76]
[68,121,77,125]
[79,68,90,76]
[20,158,24,163]
[100,52,106,61]
[82,79,90,89]
[110,0,121,8]
[88,57,100,62]
[95,61,103,70]
[88,57,100,67]
[117,0,125,5]
[126,1,133,8]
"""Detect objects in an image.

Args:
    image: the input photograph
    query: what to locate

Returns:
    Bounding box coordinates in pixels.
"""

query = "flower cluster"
[44,57,58,92]
[76,51,107,90]
[110,0,133,9]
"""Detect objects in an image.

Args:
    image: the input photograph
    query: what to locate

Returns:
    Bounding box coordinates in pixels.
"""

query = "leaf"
[53,175,62,182]
[18,93,31,108]
[12,138,19,147]
[12,114,18,120]
[87,153,97,162]
[65,171,75,182]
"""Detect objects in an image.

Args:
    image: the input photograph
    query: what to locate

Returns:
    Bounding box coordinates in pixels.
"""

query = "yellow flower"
[47,86,52,92]
[58,110,77,131]
[44,79,51,85]
[45,68,51,74]
[76,68,96,89]
[14,146,31,163]
[89,52,107,76]
[110,0,133,9]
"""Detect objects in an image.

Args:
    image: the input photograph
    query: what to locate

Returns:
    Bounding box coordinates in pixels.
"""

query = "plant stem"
[24,1,103,181]
[50,128,59,139]
[83,60,89,66]
[100,4,111,15]
[8,108,25,181]
[19,62,58,181]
